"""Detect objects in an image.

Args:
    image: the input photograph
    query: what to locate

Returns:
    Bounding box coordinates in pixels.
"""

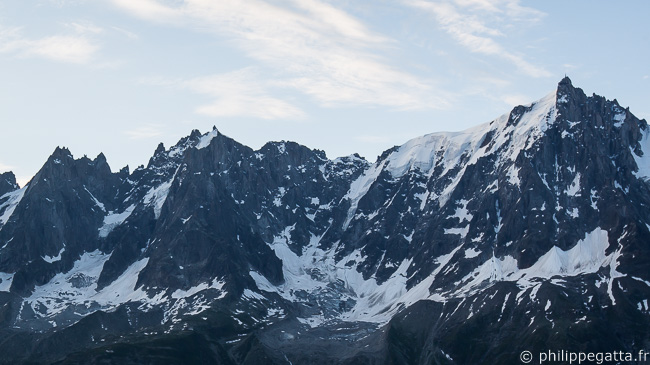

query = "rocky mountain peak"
[558,75,573,87]
[45,146,74,165]
[154,142,166,155]
[95,152,107,161]
[555,75,588,111]
[0,171,18,197]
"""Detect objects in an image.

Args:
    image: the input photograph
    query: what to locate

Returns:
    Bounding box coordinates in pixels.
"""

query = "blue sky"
[1,0,649,186]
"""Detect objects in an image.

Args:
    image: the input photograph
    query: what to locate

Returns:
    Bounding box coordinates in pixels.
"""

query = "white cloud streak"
[110,26,139,40]
[142,68,305,120]
[65,21,104,34]
[0,26,99,64]
[501,94,530,107]
[183,68,305,120]
[110,0,449,113]
[407,0,551,78]
[124,124,164,140]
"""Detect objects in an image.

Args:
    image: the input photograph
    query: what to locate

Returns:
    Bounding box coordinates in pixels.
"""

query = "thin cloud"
[110,0,450,111]
[48,0,89,6]
[453,0,501,13]
[0,162,14,172]
[475,76,511,88]
[407,0,551,78]
[124,124,164,140]
[110,26,139,40]
[184,69,305,120]
[65,21,104,34]
[501,94,530,107]
[143,68,305,120]
[110,0,182,23]
[22,36,98,64]
[457,77,529,108]
[0,25,99,64]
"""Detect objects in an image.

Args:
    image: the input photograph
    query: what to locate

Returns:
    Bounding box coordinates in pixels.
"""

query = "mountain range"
[0,77,648,364]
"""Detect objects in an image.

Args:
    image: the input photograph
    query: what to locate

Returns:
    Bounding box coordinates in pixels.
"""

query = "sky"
[1,0,649,187]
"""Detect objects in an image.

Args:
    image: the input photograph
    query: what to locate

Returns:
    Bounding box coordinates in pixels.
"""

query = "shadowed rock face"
[0,78,648,364]
[0,172,18,198]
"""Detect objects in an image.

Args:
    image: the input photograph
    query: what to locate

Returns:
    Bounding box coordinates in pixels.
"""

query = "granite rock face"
[0,172,18,198]
[0,78,648,364]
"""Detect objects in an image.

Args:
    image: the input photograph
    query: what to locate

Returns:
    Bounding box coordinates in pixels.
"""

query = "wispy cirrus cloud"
[21,36,98,64]
[0,25,100,64]
[124,124,164,140]
[501,94,531,107]
[47,0,90,6]
[110,0,450,113]
[110,26,139,40]
[64,21,104,34]
[184,68,305,120]
[142,68,305,120]
[407,0,551,78]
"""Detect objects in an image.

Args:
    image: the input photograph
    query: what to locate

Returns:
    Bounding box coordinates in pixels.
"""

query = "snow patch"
[452,199,472,222]
[242,289,266,301]
[517,228,611,282]
[567,173,581,196]
[144,179,173,219]
[196,129,219,149]
[445,226,469,237]
[342,160,387,229]
[464,248,481,259]
[99,205,135,238]
[43,246,65,263]
[0,272,14,292]
[457,228,614,295]
[0,187,26,227]
[84,187,105,212]
[171,277,225,299]
[26,250,112,317]
[632,129,650,180]
[590,189,599,210]
[22,252,185,323]
[506,165,520,186]
[276,143,286,154]
[273,187,286,208]
[613,112,626,127]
